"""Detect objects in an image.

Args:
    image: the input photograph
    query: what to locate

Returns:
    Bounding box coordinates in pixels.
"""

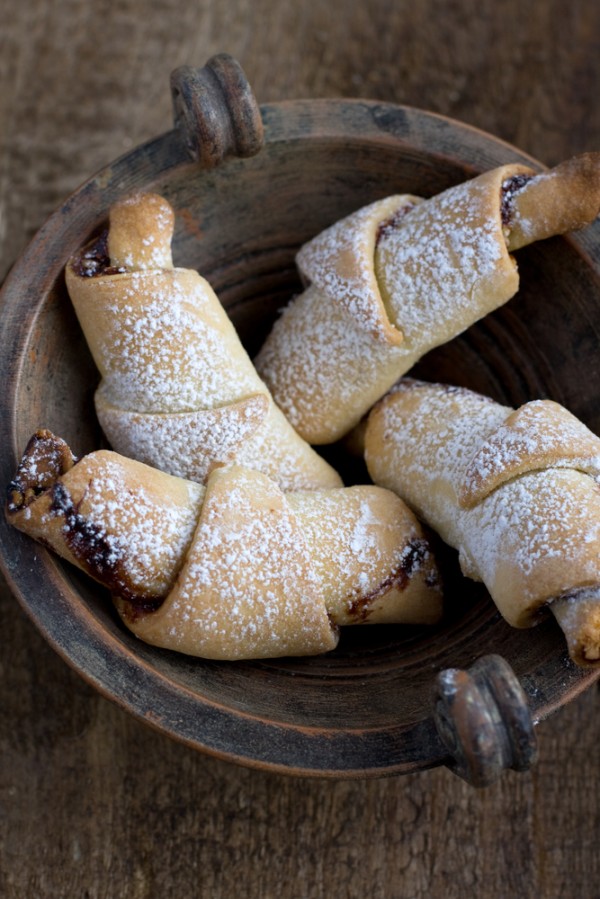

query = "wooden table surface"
[2,1,600,896]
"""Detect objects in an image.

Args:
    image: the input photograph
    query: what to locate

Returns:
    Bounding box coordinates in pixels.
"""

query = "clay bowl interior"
[2,99,600,777]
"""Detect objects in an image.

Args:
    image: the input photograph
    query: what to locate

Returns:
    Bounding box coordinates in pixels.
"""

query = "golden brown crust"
[551,588,600,667]
[7,434,205,602]
[6,430,76,514]
[119,464,338,660]
[296,194,421,346]
[256,157,600,446]
[107,192,175,271]
[95,391,270,484]
[459,400,600,508]
[66,193,342,491]
[506,153,600,251]
[364,379,600,666]
[7,433,443,660]
[256,165,530,444]
[287,485,442,627]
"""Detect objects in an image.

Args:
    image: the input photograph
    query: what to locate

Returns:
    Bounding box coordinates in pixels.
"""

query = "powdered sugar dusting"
[96,394,268,484]
[256,283,407,440]
[69,262,340,489]
[369,381,600,625]
[371,382,509,548]
[462,471,600,601]
[95,272,259,414]
[233,402,339,491]
[256,172,519,442]
[108,193,175,271]
[462,399,600,505]
[157,467,335,658]
[289,489,402,603]
[46,454,203,598]
[297,195,418,340]
[116,240,171,272]
[376,178,510,348]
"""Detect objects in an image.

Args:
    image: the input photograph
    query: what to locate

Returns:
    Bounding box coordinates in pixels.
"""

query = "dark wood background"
[2,1,600,896]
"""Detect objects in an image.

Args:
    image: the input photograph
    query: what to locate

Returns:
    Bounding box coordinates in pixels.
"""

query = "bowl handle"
[171,54,264,168]
[432,654,538,787]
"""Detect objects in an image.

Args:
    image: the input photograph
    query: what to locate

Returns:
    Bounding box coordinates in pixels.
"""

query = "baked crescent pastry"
[255,154,600,444]
[6,430,442,660]
[364,379,600,667]
[65,192,341,491]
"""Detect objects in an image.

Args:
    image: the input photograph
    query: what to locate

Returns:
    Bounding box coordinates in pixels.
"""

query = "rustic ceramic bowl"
[1,55,599,784]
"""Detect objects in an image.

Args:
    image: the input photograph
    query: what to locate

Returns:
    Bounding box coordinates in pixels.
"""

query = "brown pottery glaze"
[0,55,598,783]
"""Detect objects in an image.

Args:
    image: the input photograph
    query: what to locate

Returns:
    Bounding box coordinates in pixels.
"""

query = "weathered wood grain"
[1,0,600,896]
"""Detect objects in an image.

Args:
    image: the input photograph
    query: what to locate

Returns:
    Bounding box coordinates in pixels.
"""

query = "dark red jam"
[346,538,435,621]
[501,174,534,227]
[71,230,126,278]
[375,204,416,246]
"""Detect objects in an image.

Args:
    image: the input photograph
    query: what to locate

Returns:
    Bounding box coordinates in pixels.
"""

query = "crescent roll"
[255,154,600,444]
[65,192,341,491]
[364,379,600,667]
[6,430,442,661]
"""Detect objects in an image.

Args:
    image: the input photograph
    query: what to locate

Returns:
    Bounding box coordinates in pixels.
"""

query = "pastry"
[6,430,442,660]
[65,192,341,491]
[255,154,600,444]
[364,379,600,666]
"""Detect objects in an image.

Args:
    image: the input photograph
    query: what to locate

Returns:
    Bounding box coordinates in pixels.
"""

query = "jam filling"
[375,203,416,246]
[346,538,435,621]
[6,431,76,514]
[71,230,126,278]
[50,480,164,616]
[501,174,534,228]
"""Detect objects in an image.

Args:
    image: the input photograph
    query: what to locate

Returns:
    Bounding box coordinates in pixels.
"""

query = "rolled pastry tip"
[364,379,600,667]
[6,431,442,661]
[504,153,600,251]
[65,192,342,492]
[551,588,600,666]
[255,153,600,444]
